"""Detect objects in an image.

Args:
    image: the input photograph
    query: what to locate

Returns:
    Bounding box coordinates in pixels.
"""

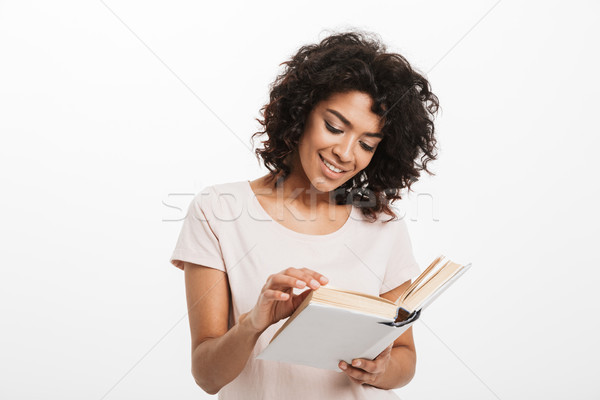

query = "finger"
[350,358,380,374]
[338,361,374,384]
[282,268,327,289]
[292,287,313,308]
[298,267,330,285]
[265,274,308,290]
[260,289,290,302]
[285,268,325,288]
[347,375,365,385]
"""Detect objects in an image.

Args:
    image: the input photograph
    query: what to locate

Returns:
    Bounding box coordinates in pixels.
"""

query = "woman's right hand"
[246,267,329,333]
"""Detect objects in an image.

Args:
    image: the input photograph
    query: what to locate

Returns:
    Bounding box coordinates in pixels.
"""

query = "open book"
[256,255,471,371]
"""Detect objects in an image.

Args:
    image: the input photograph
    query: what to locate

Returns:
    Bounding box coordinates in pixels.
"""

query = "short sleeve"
[379,217,421,295]
[169,186,226,272]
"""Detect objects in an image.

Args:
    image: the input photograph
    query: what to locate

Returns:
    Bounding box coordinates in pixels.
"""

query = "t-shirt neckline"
[244,180,356,241]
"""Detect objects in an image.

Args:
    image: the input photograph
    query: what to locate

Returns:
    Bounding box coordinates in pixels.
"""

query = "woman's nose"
[332,140,354,164]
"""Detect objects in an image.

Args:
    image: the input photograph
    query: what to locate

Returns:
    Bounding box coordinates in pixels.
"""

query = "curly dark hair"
[250,29,440,223]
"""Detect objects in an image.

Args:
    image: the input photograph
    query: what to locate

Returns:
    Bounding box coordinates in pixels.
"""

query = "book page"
[402,260,465,311]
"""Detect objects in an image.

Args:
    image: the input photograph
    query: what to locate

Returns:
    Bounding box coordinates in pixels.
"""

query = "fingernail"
[353,360,361,367]
[310,279,320,288]
[340,362,347,370]
[320,276,328,284]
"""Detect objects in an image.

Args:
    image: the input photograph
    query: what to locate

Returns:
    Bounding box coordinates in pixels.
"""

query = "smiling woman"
[169,29,440,399]
[292,90,385,207]
[252,30,440,222]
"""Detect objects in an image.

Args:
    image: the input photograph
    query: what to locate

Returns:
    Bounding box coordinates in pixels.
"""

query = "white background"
[1,1,599,399]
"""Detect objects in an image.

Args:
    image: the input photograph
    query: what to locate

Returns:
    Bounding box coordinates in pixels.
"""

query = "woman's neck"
[259,172,339,213]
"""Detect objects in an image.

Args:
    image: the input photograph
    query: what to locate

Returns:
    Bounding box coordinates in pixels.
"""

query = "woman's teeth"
[322,157,344,173]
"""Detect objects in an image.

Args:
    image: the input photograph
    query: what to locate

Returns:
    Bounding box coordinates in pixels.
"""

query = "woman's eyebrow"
[325,108,383,138]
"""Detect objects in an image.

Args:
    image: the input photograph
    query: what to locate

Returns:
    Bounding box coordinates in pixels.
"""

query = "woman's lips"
[319,154,346,179]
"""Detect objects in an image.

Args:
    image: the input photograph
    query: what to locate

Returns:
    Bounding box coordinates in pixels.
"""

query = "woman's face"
[295,90,385,193]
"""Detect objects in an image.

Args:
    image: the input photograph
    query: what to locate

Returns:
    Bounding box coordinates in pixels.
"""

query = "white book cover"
[255,302,417,371]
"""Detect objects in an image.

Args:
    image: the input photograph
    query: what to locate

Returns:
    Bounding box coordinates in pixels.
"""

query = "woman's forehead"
[316,91,384,132]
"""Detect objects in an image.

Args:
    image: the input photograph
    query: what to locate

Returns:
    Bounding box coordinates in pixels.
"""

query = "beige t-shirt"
[170,180,421,400]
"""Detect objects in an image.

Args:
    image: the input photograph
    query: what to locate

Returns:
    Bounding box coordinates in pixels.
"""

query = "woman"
[170,30,439,399]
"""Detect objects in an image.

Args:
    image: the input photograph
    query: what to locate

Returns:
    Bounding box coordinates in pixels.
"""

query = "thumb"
[292,288,313,309]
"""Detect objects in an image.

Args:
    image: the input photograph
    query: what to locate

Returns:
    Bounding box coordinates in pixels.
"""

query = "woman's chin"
[310,177,333,190]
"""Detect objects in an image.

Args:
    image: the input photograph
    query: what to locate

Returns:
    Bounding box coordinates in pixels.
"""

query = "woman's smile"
[319,153,348,179]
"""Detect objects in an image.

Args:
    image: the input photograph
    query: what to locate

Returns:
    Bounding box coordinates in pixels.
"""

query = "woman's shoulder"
[194,180,248,202]
[192,180,249,218]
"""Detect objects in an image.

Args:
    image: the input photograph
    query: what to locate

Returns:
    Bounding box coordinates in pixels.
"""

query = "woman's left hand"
[338,343,394,386]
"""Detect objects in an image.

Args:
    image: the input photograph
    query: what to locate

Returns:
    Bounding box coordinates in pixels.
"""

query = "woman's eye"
[325,121,375,152]
[361,142,375,152]
[325,121,343,134]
